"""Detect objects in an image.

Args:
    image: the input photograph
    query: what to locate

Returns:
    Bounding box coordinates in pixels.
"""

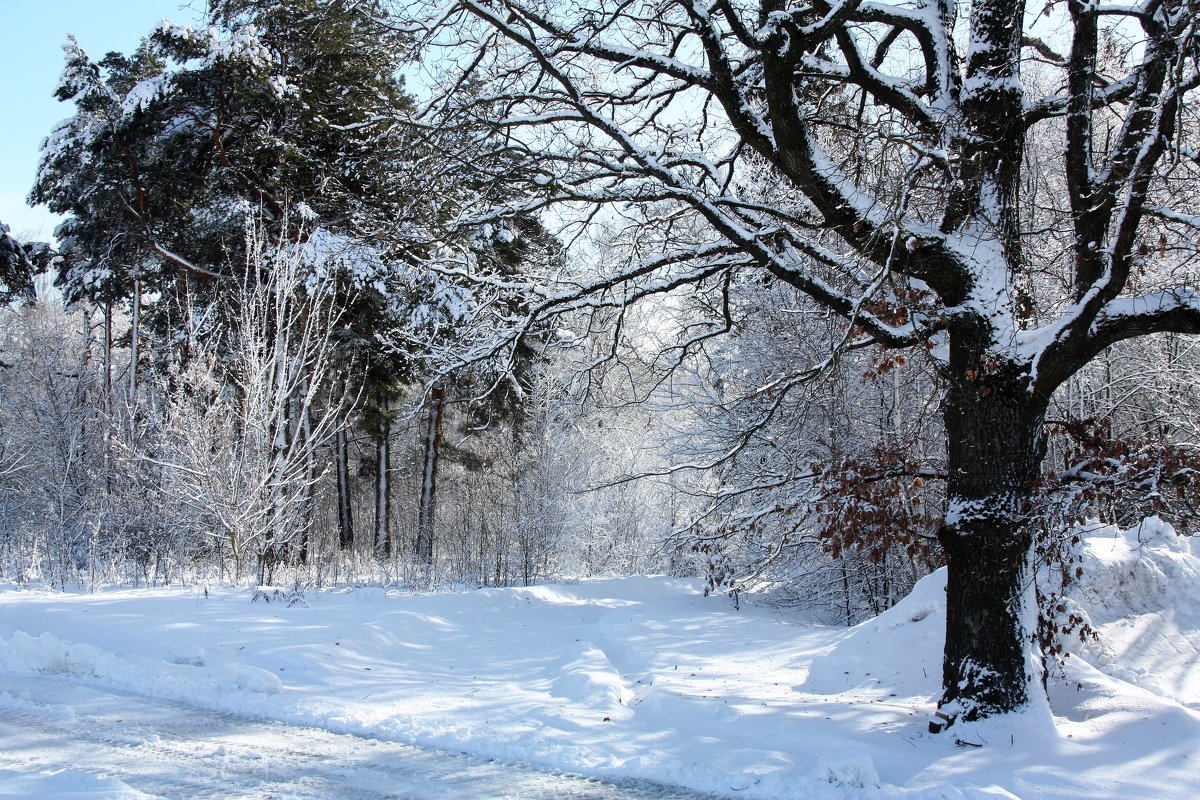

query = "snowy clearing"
[2,520,1199,799]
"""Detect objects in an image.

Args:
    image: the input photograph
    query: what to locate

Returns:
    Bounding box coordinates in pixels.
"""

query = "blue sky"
[1,1,204,242]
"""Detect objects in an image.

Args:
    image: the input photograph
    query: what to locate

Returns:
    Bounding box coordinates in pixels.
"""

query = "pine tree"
[0,222,53,304]
[31,1,414,309]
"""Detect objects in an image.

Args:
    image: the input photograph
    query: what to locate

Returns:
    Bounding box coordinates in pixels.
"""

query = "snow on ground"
[1,519,1198,799]
[0,769,154,800]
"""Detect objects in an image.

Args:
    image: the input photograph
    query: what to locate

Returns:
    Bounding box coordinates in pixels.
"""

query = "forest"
[1,0,1198,734]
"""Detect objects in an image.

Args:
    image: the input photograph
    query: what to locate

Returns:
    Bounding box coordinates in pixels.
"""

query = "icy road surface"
[0,672,720,799]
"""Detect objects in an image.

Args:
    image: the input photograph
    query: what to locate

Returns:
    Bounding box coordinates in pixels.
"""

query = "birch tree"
[413,0,1200,724]
[156,225,348,583]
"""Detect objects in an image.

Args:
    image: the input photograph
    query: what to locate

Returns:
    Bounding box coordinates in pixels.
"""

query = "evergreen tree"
[31,0,413,310]
[0,222,53,304]
[28,1,424,567]
[30,0,556,567]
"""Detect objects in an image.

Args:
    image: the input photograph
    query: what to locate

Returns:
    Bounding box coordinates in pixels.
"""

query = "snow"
[0,768,154,800]
[2,526,1200,799]
[1058,518,1200,708]
[121,74,175,116]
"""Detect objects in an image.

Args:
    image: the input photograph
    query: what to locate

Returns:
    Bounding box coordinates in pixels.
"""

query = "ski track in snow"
[0,671,719,800]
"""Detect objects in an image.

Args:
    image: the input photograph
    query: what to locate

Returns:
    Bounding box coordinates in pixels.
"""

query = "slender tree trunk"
[297,379,315,565]
[265,384,293,578]
[882,551,892,611]
[841,560,853,627]
[102,301,114,495]
[331,370,355,551]
[415,384,445,566]
[102,301,113,411]
[128,276,140,406]
[374,389,391,557]
[935,362,1050,727]
[336,417,354,551]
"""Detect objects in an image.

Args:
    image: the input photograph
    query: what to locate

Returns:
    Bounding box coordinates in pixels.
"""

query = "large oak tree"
[414,0,1200,723]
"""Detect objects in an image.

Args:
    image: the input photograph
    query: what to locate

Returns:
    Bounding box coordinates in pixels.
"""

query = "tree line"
[1,0,670,590]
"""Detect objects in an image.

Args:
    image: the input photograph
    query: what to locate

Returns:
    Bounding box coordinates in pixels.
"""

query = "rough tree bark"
[936,361,1051,721]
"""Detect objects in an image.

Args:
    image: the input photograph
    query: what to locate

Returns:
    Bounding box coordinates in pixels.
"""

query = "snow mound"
[233,664,284,694]
[879,568,946,628]
[1065,518,1200,707]
[0,630,282,699]
[0,769,155,799]
[799,567,944,696]
[1075,517,1199,621]
[0,632,113,678]
[549,643,631,712]
[812,751,880,789]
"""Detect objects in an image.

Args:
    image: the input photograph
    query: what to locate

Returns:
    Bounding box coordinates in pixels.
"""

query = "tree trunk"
[934,365,1049,727]
[265,381,292,573]
[102,301,113,495]
[128,276,140,406]
[296,380,315,565]
[374,389,391,557]
[415,385,445,566]
[335,417,354,551]
[332,370,355,551]
[102,301,113,412]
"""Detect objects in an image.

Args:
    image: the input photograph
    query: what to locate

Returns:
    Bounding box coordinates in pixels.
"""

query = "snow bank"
[0,629,283,700]
[811,751,881,789]
[1075,516,1199,620]
[548,643,633,711]
[1062,517,1200,707]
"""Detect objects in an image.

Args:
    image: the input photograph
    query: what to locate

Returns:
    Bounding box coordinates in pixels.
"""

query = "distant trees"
[0,281,672,589]
[6,1,672,589]
[680,279,945,624]
[0,302,98,587]
[411,0,1200,724]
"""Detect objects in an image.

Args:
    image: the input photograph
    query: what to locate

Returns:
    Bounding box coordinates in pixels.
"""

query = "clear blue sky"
[1,1,204,242]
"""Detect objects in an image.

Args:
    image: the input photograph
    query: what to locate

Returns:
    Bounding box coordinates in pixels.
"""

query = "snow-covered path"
[0,671,713,799]
[3,522,1200,799]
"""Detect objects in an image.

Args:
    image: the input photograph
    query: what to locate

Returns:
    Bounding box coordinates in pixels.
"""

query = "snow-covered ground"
[2,519,1198,799]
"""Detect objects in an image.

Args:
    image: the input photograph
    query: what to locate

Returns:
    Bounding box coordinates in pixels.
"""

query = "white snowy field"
[1,519,1198,800]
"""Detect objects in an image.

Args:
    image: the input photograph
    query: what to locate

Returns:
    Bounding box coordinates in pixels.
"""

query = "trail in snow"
[0,672,719,800]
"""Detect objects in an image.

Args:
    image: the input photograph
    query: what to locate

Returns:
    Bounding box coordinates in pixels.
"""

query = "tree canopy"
[30,0,414,308]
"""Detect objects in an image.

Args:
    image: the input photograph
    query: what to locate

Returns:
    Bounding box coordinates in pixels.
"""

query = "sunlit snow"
[2,519,1199,798]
